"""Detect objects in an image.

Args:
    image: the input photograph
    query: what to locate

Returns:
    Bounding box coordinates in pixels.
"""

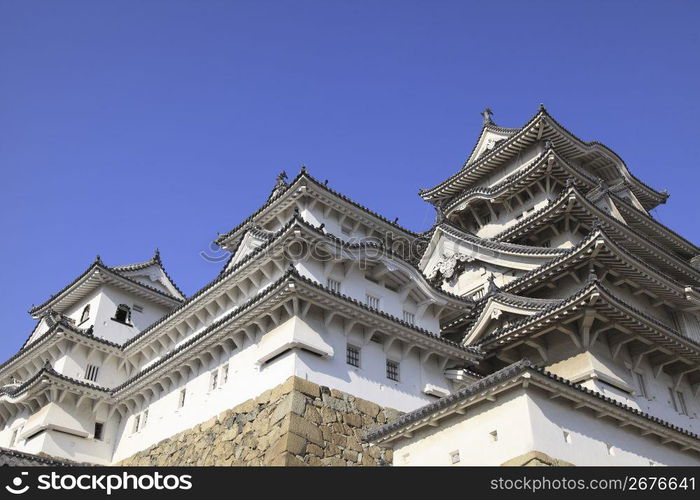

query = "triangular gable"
[223,226,274,273]
[462,294,548,345]
[116,262,184,300]
[465,127,516,166]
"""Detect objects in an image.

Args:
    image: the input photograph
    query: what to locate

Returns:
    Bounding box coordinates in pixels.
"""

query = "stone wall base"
[117,377,399,466]
[501,450,574,467]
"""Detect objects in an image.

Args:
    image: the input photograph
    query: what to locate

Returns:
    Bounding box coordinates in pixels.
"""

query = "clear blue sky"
[1,1,698,361]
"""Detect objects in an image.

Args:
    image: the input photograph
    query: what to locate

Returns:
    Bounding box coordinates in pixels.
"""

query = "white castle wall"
[393,388,700,466]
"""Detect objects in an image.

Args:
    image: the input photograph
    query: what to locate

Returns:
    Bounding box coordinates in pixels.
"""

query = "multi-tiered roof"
[420,106,700,385]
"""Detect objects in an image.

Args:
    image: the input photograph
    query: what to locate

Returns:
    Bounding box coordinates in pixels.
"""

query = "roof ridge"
[439,221,566,256]
[214,168,421,248]
[365,359,700,444]
[443,146,600,214]
[493,185,700,281]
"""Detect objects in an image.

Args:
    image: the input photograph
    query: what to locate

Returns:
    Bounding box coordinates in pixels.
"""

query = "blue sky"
[1,0,698,361]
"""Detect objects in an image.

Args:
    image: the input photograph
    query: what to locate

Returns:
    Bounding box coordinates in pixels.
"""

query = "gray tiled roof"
[0,446,89,466]
[364,360,700,444]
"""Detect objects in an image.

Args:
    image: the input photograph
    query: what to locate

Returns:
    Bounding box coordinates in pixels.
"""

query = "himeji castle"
[1,106,699,466]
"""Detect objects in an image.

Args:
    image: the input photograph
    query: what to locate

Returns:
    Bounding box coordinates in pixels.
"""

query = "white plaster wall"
[532,335,699,435]
[297,258,443,333]
[111,334,297,462]
[527,391,700,466]
[2,399,114,465]
[22,429,113,465]
[293,313,453,413]
[111,309,458,462]
[394,391,534,466]
[393,388,700,466]
[52,343,121,386]
[92,285,171,345]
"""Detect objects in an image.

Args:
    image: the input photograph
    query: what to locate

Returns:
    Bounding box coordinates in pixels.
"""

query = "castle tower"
[368,107,700,466]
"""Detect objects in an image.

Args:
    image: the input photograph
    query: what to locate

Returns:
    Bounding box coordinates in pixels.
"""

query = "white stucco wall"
[392,388,700,466]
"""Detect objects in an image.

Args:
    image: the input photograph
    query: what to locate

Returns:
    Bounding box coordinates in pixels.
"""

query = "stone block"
[271,390,307,424]
[292,377,321,398]
[320,407,337,423]
[306,443,324,457]
[342,449,359,462]
[354,398,380,418]
[322,394,348,412]
[268,452,307,467]
[342,413,363,428]
[284,413,324,446]
[321,457,347,467]
[304,405,321,424]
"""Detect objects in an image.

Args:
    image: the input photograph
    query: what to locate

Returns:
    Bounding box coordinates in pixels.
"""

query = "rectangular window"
[634,372,648,399]
[346,344,360,368]
[84,364,99,382]
[327,278,341,294]
[94,422,104,440]
[386,360,399,381]
[132,414,141,434]
[676,391,688,416]
[220,365,229,386]
[132,304,144,313]
[403,311,415,325]
[209,370,219,391]
[366,294,380,309]
[178,388,187,409]
[668,387,678,412]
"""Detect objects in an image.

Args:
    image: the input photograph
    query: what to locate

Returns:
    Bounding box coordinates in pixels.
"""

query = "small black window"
[80,305,90,324]
[94,422,104,440]
[85,364,100,382]
[346,345,360,367]
[114,304,131,324]
[386,360,400,381]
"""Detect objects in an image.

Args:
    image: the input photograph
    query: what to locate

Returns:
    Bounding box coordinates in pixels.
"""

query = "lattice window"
[386,360,399,381]
[84,364,100,382]
[366,294,380,309]
[346,344,360,367]
[327,278,341,294]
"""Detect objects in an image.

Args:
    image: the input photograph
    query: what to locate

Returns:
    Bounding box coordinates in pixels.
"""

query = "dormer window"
[79,304,90,324]
[113,304,131,325]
